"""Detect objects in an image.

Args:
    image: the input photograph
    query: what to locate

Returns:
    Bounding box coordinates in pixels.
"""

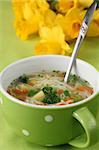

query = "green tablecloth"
[0,2,99,150]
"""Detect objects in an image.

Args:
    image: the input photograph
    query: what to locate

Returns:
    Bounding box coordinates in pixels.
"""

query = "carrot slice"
[56,89,64,95]
[22,89,29,94]
[66,99,73,104]
[56,98,73,106]
[14,89,28,94]
[76,86,93,94]
[55,102,66,106]
[64,98,74,104]
[28,82,34,86]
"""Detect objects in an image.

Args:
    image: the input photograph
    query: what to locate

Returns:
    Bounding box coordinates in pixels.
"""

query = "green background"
[0,1,99,150]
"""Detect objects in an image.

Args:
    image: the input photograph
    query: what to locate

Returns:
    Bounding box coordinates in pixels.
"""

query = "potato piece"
[31,91,45,101]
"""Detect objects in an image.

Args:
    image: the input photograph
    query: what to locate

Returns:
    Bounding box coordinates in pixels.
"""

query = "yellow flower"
[87,10,99,37]
[12,0,49,40]
[55,14,66,33]
[55,8,83,41]
[57,0,75,13]
[14,18,39,40]
[63,8,83,41]
[12,0,24,19]
[56,0,93,13]
[34,0,49,12]
[75,0,93,9]
[35,26,72,55]
[12,0,99,45]
[44,9,56,28]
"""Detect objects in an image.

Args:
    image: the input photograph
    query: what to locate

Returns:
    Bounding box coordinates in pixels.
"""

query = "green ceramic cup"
[0,55,99,148]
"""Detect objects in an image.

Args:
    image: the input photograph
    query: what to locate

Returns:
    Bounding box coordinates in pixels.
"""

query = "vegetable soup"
[7,70,94,106]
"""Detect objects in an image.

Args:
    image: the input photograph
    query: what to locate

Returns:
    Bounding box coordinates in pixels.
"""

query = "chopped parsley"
[18,74,29,83]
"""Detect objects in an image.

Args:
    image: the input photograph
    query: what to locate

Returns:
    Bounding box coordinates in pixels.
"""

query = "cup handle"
[68,107,97,148]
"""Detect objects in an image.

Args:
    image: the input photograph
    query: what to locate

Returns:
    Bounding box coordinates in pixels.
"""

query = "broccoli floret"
[18,74,29,83]
[42,86,60,104]
[64,90,70,96]
[43,93,60,104]
[42,86,53,95]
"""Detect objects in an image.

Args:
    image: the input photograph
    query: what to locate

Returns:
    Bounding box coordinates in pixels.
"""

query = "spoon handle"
[64,1,97,83]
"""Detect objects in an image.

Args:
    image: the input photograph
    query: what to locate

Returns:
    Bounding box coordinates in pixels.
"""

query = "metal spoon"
[64,1,97,83]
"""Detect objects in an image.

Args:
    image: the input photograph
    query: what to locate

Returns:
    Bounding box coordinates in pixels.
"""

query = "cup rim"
[0,55,98,110]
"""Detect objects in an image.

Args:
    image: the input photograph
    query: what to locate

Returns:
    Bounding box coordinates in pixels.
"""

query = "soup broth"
[7,70,94,106]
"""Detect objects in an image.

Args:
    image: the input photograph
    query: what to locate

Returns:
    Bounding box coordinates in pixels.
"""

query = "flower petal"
[35,26,72,55]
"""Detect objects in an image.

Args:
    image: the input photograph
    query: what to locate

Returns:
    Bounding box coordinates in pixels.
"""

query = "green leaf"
[47,0,58,11]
